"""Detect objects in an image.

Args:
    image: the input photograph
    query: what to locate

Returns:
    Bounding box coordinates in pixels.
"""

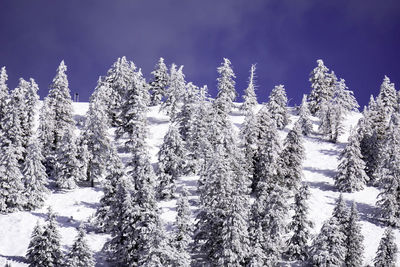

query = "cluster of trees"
[0,56,394,265]
[26,207,94,266]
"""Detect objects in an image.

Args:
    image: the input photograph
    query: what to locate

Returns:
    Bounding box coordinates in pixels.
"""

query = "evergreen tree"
[26,221,47,267]
[80,81,113,187]
[177,82,200,141]
[308,59,335,115]
[279,122,305,191]
[22,137,48,210]
[162,64,185,119]
[157,124,187,199]
[286,184,314,261]
[214,58,237,115]
[334,131,369,192]
[0,144,25,213]
[115,68,150,151]
[374,227,397,267]
[267,84,289,129]
[54,128,81,189]
[318,98,343,143]
[94,148,125,232]
[240,64,258,114]
[173,187,192,267]
[248,223,267,267]
[39,207,63,266]
[103,56,136,126]
[240,107,258,187]
[345,202,364,267]
[310,217,346,266]
[194,145,250,266]
[377,75,397,115]
[65,226,95,267]
[334,78,359,113]
[332,194,350,231]
[253,106,281,193]
[38,61,75,174]
[251,180,289,265]
[0,66,9,128]
[149,57,169,106]
[298,94,313,136]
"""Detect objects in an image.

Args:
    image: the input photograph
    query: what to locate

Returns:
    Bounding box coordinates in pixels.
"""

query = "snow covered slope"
[0,103,395,266]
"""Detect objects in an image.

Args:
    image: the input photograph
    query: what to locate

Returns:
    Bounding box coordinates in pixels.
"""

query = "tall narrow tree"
[240,64,258,114]
[149,57,169,106]
[374,227,397,267]
[267,84,289,129]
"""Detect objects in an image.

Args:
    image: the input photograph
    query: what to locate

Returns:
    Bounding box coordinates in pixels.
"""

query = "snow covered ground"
[0,103,396,266]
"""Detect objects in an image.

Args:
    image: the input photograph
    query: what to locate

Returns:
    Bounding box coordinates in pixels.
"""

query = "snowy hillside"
[0,101,395,266]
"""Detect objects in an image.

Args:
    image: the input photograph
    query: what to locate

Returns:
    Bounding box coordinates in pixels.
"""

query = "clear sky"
[0,0,399,107]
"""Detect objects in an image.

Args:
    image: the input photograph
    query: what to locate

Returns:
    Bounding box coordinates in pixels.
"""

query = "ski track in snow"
[0,103,396,266]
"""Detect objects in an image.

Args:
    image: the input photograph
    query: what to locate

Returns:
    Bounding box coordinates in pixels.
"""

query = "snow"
[0,102,395,266]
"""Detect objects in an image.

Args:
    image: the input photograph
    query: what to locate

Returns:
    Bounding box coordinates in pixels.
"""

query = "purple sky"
[0,0,399,107]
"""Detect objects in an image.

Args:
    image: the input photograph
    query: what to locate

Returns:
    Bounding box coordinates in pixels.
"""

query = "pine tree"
[103,56,136,126]
[248,223,267,267]
[345,202,364,267]
[177,82,200,141]
[286,184,314,261]
[298,94,313,136]
[240,108,258,187]
[214,58,237,115]
[334,78,359,113]
[194,145,250,266]
[267,84,289,129]
[374,227,397,267]
[80,81,113,187]
[162,64,185,119]
[308,59,335,115]
[310,217,346,266]
[332,194,350,230]
[149,57,169,106]
[240,64,258,114]
[0,66,9,128]
[94,148,125,232]
[54,128,81,189]
[26,221,47,267]
[39,207,63,266]
[173,187,192,267]
[251,180,289,265]
[334,131,369,192]
[38,61,76,174]
[279,122,305,191]
[0,144,25,213]
[115,68,150,151]
[65,226,95,267]
[253,106,281,192]
[22,137,48,210]
[318,98,343,143]
[377,75,397,115]
[157,124,187,199]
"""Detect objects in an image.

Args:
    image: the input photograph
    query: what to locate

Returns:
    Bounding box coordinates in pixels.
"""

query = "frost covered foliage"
[334,78,359,113]
[0,144,25,213]
[27,207,63,266]
[377,75,397,115]
[157,124,187,199]
[22,137,48,210]
[103,56,136,126]
[267,84,289,129]
[285,184,313,261]
[308,59,336,115]
[345,202,364,267]
[194,145,250,266]
[80,79,113,187]
[150,57,169,106]
[297,94,313,136]
[253,106,281,193]
[65,227,95,267]
[172,187,192,267]
[115,68,150,151]
[38,61,76,178]
[177,82,200,141]
[334,131,369,192]
[279,122,305,191]
[240,64,258,114]
[240,107,258,185]
[162,64,185,119]
[214,58,237,115]
[54,128,81,189]
[374,227,397,267]
[0,66,9,130]
[376,120,400,227]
